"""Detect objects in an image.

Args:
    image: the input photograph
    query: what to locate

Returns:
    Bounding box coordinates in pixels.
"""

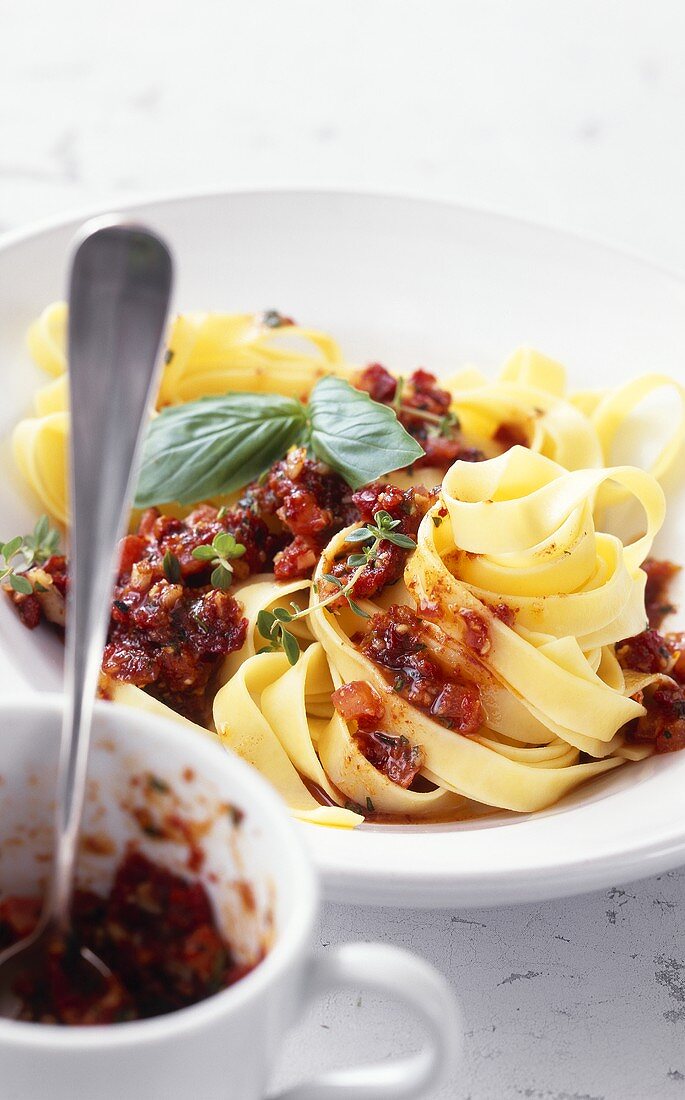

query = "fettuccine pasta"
[8,305,685,829]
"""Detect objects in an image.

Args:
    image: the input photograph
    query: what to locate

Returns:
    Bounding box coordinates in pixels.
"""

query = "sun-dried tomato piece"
[628,684,685,753]
[354,363,398,403]
[459,609,490,655]
[118,535,148,576]
[665,632,685,683]
[241,447,357,579]
[332,680,385,730]
[430,682,482,733]
[642,557,680,629]
[617,629,673,675]
[273,535,319,580]
[103,583,246,723]
[354,728,425,788]
[420,436,486,468]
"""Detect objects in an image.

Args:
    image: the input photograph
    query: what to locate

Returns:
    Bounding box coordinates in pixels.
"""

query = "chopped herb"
[162,549,181,583]
[432,515,443,527]
[344,799,365,815]
[366,796,375,813]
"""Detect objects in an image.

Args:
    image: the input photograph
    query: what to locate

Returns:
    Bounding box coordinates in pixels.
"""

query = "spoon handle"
[49,221,173,929]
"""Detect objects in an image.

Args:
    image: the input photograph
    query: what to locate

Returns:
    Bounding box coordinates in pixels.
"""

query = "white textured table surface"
[2,3,685,1097]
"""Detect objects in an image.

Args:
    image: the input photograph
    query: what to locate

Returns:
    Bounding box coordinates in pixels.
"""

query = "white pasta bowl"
[0,189,684,908]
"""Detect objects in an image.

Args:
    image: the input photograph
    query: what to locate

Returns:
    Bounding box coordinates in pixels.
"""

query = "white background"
[2,3,685,1097]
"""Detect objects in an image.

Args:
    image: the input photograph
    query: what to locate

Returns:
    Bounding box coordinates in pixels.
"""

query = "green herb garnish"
[0,515,61,595]
[135,377,424,507]
[256,510,416,666]
[162,549,182,583]
[191,532,246,590]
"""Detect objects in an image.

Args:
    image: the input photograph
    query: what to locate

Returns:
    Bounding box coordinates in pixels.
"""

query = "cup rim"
[0,693,319,1049]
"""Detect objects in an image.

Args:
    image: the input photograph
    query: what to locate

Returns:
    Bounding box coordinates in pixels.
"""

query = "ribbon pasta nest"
[8,303,685,829]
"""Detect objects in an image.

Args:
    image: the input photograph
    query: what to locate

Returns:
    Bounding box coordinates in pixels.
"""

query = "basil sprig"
[135,377,424,507]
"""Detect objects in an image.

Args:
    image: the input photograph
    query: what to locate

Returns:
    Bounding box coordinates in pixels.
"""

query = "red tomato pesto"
[325,483,436,604]
[331,680,425,789]
[356,605,484,735]
[642,557,680,629]
[618,625,685,753]
[6,329,685,811]
[0,851,255,1025]
[355,364,487,468]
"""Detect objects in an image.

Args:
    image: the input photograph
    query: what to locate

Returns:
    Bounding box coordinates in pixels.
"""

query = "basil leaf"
[136,393,307,507]
[308,377,424,489]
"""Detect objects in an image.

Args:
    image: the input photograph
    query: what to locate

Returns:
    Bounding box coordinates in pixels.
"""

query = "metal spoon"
[0,220,173,1017]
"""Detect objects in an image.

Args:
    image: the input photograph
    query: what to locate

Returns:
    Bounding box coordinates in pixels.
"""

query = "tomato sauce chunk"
[353,728,425,788]
[628,684,685,754]
[354,363,398,404]
[4,553,67,631]
[241,447,357,581]
[99,504,269,721]
[331,680,385,730]
[665,632,685,683]
[616,629,674,675]
[2,851,255,1025]
[642,557,680,629]
[358,605,483,735]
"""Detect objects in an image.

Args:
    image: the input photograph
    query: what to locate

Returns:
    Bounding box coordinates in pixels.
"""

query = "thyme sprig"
[0,515,60,595]
[257,510,417,666]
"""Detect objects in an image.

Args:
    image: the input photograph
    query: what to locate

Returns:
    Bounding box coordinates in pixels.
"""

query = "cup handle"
[269,942,461,1100]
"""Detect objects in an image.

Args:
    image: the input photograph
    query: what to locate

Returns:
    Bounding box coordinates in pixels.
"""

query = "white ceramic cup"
[0,696,461,1100]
